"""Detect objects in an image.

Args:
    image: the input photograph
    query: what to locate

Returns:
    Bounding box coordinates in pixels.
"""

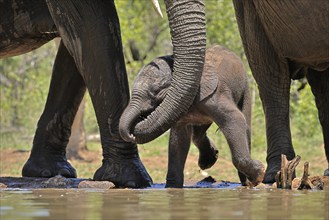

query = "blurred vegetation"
[0,1,324,179]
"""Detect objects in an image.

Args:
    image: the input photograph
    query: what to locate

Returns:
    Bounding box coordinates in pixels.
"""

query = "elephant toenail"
[41,169,51,177]
[324,169,329,176]
[59,169,71,177]
[125,181,137,188]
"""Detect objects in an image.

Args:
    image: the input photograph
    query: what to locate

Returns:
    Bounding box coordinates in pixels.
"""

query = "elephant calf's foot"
[198,147,218,170]
[93,156,153,188]
[238,160,265,186]
[165,173,184,188]
[22,153,77,178]
[165,179,184,188]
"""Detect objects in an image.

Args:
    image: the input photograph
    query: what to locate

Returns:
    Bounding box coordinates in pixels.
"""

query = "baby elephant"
[119,45,265,187]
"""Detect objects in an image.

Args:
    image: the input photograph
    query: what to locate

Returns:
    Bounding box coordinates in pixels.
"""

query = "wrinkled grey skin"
[123,0,329,184]
[0,0,206,188]
[233,0,329,182]
[120,45,265,187]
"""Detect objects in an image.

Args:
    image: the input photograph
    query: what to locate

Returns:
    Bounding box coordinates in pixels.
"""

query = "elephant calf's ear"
[197,67,218,102]
[159,56,174,71]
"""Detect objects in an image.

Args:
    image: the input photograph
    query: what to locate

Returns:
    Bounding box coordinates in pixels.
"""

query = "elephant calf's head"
[119,56,174,143]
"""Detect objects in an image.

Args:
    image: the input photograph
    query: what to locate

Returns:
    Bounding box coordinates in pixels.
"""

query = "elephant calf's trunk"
[131,0,206,143]
[119,105,140,143]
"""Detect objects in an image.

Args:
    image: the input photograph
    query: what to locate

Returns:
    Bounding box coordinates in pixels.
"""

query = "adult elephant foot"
[263,142,296,183]
[264,156,296,184]
[93,143,152,188]
[22,150,77,178]
[324,169,329,176]
[263,164,281,183]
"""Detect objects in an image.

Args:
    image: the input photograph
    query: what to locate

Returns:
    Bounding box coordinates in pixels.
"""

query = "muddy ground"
[0,148,240,183]
[0,148,240,189]
[1,149,328,190]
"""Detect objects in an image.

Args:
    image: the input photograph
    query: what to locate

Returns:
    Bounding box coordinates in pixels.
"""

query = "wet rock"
[0,176,114,189]
[40,175,73,188]
[253,183,268,189]
[0,183,7,188]
[195,176,216,188]
[198,176,216,184]
[78,180,115,189]
[309,176,329,190]
[0,176,86,189]
[292,178,301,189]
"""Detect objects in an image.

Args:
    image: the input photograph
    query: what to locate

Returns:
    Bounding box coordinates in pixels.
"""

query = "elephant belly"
[253,0,329,70]
[0,38,56,58]
[0,0,58,58]
[177,107,212,126]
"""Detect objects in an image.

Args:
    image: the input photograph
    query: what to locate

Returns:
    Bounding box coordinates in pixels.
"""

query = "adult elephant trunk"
[131,0,206,144]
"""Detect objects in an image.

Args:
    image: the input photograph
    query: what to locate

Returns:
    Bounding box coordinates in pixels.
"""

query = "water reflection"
[0,188,328,219]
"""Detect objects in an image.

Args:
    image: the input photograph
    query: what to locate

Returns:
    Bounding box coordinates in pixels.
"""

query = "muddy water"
[1,188,328,220]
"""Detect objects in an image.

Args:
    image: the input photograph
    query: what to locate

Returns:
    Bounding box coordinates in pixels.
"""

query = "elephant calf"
[119,45,265,187]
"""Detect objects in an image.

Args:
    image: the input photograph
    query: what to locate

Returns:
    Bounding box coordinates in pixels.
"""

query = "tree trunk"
[54,38,87,160]
[67,96,87,160]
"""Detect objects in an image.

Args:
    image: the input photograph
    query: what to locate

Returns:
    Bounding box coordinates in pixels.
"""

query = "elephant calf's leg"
[22,42,85,178]
[204,97,265,185]
[166,125,192,188]
[192,124,218,170]
[307,68,329,176]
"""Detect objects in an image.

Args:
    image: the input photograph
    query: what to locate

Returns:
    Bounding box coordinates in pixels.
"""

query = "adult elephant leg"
[306,68,329,176]
[45,0,152,187]
[166,125,192,188]
[233,0,295,183]
[255,61,293,183]
[22,41,85,178]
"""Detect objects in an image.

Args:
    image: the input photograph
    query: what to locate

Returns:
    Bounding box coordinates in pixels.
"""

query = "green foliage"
[291,82,318,136]
[116,0,171,87]
[206,0,244,55]
[290,81,322,145]
[0,43,56,149]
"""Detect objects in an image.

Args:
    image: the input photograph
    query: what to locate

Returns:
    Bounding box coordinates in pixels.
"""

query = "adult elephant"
[130,0,329,183]
[231,0,329,182]
[0,0,206,188]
